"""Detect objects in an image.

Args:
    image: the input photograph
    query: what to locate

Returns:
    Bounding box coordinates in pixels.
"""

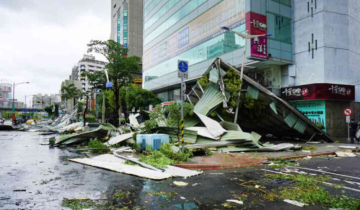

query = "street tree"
[61,84,81,110]
[81,71,107,123]
[87,40,141,127]
[166,102,194,142]
[125,86,161,110]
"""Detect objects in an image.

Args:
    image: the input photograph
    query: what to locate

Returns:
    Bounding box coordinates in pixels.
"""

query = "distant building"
[76,55,107,92]
[60,80,82,112]
[0,82,24,108]
[32,94,60,109]
[71,66,79,81]
[110,0,143,58]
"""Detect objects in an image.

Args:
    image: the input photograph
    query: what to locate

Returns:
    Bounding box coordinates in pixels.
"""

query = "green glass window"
[144,0,162,16]
[144,0,207,45]
[144,0,181,30]
[271,0,291,6]
[268,13,292,43]
[144,24,246,81]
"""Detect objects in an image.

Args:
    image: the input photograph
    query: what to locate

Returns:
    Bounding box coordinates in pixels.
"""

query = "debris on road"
[226,199,243,205]
[335,151,356,157]
[283,199,308,207]
[69,154,202,180]
[173,181,188,187]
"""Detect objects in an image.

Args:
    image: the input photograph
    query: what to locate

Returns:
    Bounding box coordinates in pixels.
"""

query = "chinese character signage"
[246,12,268,59]
[290,101,327,132]
[282,83,355,101]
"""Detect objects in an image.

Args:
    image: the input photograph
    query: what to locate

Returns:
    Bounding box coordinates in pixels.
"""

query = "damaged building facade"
[142,0,360,138]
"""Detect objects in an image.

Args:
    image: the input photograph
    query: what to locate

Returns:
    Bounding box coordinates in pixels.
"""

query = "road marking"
[323,182,360,193]
[261,169,291,176]
[263,169,360,193]
[287,166,360,181]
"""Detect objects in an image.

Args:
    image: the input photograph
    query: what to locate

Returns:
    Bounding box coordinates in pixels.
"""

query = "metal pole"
[347,118,350,141]
[25,95,26,109]
[234,31,248,123]
[180,78,184,150]
[12,82,15,122]
[102,90,105,123]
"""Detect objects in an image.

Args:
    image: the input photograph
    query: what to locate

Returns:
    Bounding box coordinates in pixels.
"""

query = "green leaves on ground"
[138,143,192,168]
[265,174,360,209]
[138,151,175,169]
[88,138,110,154]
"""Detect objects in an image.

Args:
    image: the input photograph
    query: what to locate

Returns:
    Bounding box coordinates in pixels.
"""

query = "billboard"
[143,0,246,71]
[291,100,326,132]
[246,12,268,59]
[282,83,355,101]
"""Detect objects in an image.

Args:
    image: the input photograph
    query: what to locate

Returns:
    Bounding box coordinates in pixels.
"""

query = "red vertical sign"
[246,12,268,59]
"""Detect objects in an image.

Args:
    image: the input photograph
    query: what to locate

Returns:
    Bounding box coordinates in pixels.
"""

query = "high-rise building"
[76,55,107,92]
[0,82,24,108]
[110,0,143,58]
[32,94,60,109]
[143,0,360,138]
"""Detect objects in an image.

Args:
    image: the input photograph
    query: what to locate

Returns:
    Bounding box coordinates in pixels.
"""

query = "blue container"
[136,134,170,151]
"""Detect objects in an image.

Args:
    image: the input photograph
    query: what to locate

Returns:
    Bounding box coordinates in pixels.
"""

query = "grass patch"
[147,191,177,197]
[88,138,110,154]
[62,199,96,210]
[265,174,360,209]
[302,146,317,151]
[113,190,131,199]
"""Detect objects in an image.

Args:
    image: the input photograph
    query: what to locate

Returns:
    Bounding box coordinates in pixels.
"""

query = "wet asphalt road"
[0,131,360,210]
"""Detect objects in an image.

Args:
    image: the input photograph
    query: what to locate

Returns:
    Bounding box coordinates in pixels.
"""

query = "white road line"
[287,166,360,181]
[323,182,360,193]
[263,169,360,193]
[261,169,291,176]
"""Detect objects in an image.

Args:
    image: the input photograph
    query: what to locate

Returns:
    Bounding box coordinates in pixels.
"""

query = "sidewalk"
[174,143,360,170]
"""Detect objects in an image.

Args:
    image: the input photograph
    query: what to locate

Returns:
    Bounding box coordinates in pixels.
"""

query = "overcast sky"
[0,0,110,107]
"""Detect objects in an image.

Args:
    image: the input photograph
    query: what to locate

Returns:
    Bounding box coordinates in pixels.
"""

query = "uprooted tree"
[87,40,141,127]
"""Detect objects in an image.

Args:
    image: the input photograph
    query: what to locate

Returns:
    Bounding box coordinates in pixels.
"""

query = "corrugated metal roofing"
[195,112,226,138]
[209,68,226,83]
[194,82,223,116]
[246,86,259,100]
[221,131,253,141]
[284,113,297,128]
[294,119,307,134]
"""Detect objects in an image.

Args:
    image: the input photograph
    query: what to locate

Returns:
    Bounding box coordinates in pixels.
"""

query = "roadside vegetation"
[265,174,360,209]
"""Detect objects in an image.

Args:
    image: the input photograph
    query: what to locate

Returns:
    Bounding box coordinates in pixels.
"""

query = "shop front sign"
[290,100,326,132]
[246,12,268,59]
[281,83,355,101]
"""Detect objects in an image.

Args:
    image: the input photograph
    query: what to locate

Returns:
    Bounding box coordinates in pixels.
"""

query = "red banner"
[281,84,355,101]
[246,12,268,59]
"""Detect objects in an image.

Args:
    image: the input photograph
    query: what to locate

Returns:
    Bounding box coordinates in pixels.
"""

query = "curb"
[173,162,264,170]
[174,149,360,170]
[269,149,360,161]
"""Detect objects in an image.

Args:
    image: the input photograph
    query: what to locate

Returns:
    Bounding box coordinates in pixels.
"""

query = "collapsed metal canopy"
[186,58,332,142]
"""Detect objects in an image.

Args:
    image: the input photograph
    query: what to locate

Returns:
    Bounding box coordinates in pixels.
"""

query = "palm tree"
[61,84,81,110]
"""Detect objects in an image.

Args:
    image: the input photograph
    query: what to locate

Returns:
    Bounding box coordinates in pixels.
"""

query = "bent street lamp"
[220,26,271,123]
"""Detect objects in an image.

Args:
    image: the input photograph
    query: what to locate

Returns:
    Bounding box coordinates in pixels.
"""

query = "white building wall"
[288,0,360,101]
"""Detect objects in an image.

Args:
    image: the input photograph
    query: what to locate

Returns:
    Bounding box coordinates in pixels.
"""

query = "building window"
[270,14,292,43]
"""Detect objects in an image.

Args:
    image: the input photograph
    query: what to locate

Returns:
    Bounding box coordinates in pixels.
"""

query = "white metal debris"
[335,151,356,157]
[195,112,226,139]
[107,133,134,145]
[69,154,171,180]
[283,199,307,207]
[226,199,243,205]
[173,181,188,187]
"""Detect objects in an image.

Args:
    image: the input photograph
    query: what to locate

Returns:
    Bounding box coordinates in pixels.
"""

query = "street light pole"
[220,27,271,123]
[11,81,30,122]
